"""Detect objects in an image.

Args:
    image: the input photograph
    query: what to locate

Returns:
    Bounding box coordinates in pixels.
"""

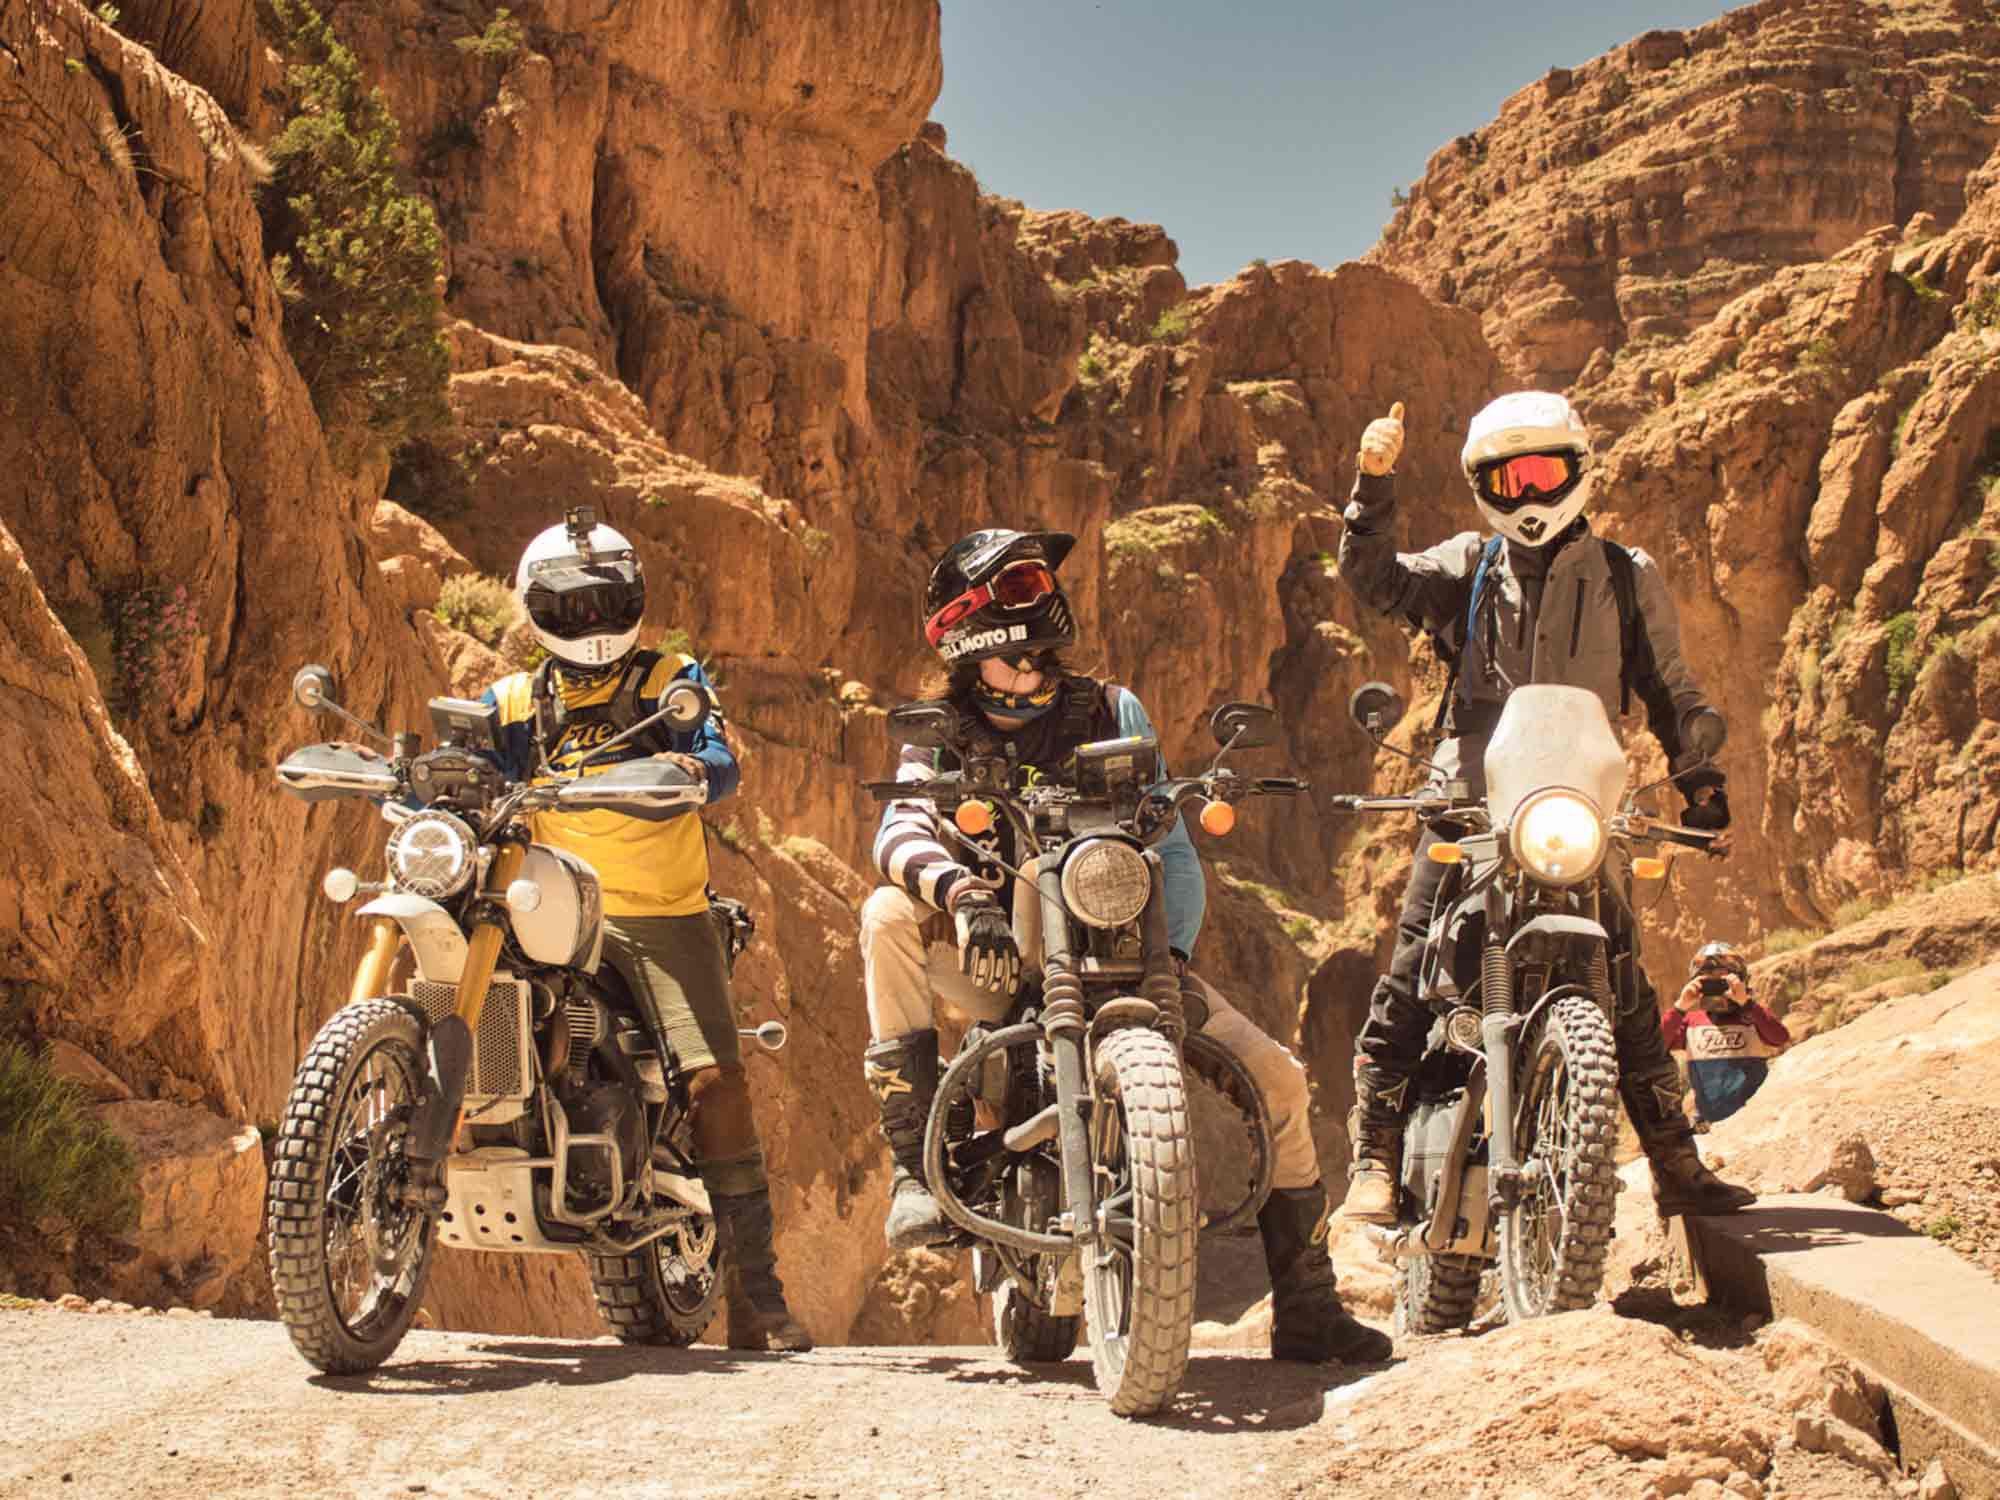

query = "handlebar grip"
[1253,777,1308,795]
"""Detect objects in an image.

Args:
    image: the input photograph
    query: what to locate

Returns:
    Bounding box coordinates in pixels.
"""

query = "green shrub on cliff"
[260,0,449,458]
[0,1042,138,1237]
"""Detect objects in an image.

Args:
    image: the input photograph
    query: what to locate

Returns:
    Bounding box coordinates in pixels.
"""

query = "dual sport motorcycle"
[866,699,1302,1417]
[268,665,783,1372]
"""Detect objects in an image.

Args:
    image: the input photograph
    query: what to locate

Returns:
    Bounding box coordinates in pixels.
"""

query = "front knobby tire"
[590,1214,724,1345]
[267,998,437,1374]
[1083,1028,1197,1418]
[1394,1252,1484,1336]
[1499,994,1620,1322]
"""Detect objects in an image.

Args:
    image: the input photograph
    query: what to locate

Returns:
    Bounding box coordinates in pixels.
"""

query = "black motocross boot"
[711,1186,814,1352]
[1336,1064,1410,1225]
[1621,1060,1757,1217]
[864,1030,952,1250]
[1260,1183,1394,1363]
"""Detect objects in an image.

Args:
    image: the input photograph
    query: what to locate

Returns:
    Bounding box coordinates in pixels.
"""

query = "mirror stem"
[323,699,392,748]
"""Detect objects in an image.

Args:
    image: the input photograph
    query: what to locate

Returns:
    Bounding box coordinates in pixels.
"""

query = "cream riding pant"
[858,882,1320,1191]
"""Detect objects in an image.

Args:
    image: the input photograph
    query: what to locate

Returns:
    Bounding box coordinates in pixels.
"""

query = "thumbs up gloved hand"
[1358,400,1406,478]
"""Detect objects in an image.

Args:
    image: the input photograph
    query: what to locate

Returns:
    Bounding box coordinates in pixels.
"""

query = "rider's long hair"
[920,650,1099,707]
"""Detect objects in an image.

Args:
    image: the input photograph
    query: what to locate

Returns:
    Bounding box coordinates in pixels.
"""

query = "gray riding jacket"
[1337,470,1715,795]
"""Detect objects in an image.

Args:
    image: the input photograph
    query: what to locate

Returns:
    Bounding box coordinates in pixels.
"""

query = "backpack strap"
[528,649,665,763]
[1431,535,1506,736]
[1601,539,1646,717]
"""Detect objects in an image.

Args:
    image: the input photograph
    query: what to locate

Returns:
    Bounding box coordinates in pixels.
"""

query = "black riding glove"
[951,888,1020,997]
[1681,772,1730,832]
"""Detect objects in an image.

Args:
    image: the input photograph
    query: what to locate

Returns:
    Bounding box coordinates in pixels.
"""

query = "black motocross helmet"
[922,528,1077,666]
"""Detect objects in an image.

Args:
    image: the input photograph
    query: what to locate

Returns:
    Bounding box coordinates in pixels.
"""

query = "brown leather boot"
[1336,1066,1409,1225]
[1621,1062,1756,1217]
[711,1187,814,1351]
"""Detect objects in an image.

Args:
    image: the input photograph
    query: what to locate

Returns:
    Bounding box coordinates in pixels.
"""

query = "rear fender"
[356,892,468,984]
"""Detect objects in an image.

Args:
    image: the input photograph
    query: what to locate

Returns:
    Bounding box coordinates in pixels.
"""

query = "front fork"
[1480,878,1524,1212]
[371,841,528,1186]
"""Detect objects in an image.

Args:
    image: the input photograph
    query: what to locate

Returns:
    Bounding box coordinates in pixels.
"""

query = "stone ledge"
[1691,1194,2000,1498]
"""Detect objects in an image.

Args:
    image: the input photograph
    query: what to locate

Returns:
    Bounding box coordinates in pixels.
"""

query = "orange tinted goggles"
[1476,451,1579,506]
[924,560,1057,646]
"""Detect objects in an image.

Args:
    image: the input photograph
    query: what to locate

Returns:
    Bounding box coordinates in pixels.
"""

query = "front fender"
[356,892,468,983]
[1504,913,1607,969]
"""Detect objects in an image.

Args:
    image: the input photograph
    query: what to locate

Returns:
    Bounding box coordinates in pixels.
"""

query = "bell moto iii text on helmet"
[923,528,1078,666]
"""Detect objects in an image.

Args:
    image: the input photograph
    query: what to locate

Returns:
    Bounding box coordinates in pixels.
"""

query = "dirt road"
[0,1293,1925,1500]
[0,1309,1369,1500]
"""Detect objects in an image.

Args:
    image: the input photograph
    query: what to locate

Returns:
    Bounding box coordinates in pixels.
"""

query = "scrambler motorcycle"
[1329,681,1725,1332]
[268,665,784,1373]
[865,700,1300,1417]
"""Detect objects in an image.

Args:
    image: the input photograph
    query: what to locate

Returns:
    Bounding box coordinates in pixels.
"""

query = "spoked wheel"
[268,999,438,1373]
[1082,1028,1196,1418]
[1499,994,1620,1321]
[591,1213,723,1345]
[1394,1252,1485,1336]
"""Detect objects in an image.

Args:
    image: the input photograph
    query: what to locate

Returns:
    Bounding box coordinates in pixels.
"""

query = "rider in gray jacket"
[1334,392,1754,1224]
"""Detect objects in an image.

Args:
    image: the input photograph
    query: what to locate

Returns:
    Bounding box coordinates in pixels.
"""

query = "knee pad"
[689,1063,759,1164]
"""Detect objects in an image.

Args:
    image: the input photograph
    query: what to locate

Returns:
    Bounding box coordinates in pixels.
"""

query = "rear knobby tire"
[993,1273,1081,1364]
[267,998,437,1374]
[1394,1253,1484,1336]
[589,1216,725,1346]
[1498,994,1620,1321]
[1083,1028,1197,1418]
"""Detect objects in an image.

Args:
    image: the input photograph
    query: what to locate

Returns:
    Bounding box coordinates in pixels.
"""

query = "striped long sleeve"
[872,746,972,912]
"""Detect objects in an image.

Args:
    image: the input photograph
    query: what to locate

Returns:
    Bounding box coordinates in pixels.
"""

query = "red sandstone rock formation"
[7,0,1999,1347]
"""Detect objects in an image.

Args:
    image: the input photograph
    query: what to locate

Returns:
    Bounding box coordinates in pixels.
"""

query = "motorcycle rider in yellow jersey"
[478,510,810,1351]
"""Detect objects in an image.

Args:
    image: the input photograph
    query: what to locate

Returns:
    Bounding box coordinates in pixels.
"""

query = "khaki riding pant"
[858,883,1320,1191]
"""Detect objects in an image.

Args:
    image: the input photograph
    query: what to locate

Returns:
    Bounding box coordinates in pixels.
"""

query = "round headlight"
[385,810,478,900]
[1509,789,1606,885]
[1059,838,1153,929]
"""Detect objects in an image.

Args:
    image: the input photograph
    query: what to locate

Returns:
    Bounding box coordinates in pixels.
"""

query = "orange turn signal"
[1427,842,1464,865]
[1633,856,1668,880]
[1199,800,1237,836]
[955,800,993,836]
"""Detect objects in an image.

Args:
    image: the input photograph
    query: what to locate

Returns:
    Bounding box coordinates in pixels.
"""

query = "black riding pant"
[1356,827,1684,1129]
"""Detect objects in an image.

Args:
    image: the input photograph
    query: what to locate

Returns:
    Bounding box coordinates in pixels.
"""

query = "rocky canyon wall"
[5,0,1998,1343]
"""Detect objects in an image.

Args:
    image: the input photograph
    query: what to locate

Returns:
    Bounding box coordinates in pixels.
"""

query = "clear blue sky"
[937,1,1733,287]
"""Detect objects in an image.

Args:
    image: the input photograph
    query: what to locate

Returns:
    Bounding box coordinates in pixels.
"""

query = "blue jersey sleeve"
[1116,689,1205,957]
[670,656,740,804]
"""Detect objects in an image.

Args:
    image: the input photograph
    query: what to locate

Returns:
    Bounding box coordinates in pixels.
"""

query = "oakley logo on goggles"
[924,559,1057,647]
[1474,450,1582,510]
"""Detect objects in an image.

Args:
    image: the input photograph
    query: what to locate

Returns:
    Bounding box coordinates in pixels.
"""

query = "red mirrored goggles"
[1474,450,1581,509]
[924,560,1058,647]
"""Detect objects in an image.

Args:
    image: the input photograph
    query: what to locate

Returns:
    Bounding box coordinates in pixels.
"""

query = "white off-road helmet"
[1460,390,1595,547]
[514,508,645,668]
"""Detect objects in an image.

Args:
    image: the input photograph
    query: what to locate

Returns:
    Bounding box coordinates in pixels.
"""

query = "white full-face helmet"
[1460,390,1596,547]
[514,508,645,668]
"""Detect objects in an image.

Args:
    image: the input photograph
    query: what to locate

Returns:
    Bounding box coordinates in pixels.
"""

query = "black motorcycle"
[1330,680,1724,1330]
[865,700,1299,1416]
[268,665,783,1372]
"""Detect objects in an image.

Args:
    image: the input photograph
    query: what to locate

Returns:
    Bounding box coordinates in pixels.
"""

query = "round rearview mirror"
[292,664,335,712]
[1684,707,1727,758]
[662,683,709,733]
[1348,681,1406,739]
[746,1020,788,1052]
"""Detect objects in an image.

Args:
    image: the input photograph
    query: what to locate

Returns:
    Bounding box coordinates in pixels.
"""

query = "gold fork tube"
[454,842,527,1034]
[349,918,402,1004]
